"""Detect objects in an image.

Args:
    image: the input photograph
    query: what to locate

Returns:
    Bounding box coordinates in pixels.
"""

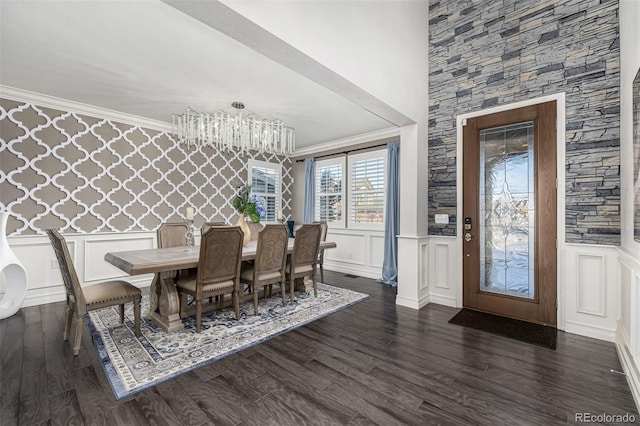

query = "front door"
[462,101,557,326]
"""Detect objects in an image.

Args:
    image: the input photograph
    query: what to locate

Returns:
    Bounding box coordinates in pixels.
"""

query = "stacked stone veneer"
[428,0,621,244]
[0,98,292,235]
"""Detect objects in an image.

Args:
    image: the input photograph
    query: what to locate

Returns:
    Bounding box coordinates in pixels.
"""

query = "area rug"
[448,308,557,350]
[87,282,370,400]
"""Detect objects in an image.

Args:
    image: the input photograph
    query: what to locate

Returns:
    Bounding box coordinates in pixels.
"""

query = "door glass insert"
[479,121,535,299]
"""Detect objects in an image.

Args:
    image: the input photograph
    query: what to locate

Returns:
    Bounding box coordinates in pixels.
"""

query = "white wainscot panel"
[6,232,156,308]
[7,235,75,307]
[434,243,450,290]
[620,264,632,344]
[427,236,458,307]
[10,237,75,292]
[369,235,385,268]
[564,243,618,342]
[324,229,382,279]
[325,232,366,266]
[420,242,429,290]
[615,248,640,414]
[84,235,154,282]
[576,253,606,316]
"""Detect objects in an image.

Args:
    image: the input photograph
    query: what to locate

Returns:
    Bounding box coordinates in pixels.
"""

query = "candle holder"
[185,219,195,252]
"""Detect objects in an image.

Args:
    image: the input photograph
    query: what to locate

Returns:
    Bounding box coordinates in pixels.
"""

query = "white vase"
[0,212,28,319]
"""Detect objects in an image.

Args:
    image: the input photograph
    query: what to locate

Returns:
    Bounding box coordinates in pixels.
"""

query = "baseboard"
[396,294,430,310]
[323,263,381,280]
[22,289,66,308]
[564,320,616,342]
[20,276,153,308]
[616,325,640,412]
[429,294,458,308]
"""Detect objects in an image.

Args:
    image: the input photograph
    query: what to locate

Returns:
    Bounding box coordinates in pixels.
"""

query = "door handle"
[464,233,472,242]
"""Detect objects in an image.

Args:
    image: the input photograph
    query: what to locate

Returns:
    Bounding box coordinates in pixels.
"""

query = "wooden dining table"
[105,239,336,332]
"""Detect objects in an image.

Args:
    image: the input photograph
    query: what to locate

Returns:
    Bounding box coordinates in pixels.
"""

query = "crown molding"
[292,126,400,158]
[0,85,172,132]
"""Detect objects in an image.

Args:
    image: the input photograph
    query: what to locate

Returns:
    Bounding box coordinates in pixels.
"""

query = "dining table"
[105,239,336,333]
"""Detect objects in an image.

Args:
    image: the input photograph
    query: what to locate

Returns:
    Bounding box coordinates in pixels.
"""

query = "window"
[313,149,387,230]
[248,160,281,223]
[315,157,345,227]
[348,150,386,229]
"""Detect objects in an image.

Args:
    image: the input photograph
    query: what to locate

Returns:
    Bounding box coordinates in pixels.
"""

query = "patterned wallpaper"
[428,0,621,244]
[0,98,292,235]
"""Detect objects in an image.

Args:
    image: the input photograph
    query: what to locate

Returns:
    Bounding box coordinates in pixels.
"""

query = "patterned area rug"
[87,282,370,400]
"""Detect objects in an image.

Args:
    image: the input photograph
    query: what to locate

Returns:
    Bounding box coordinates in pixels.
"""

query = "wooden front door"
[462,101,557,326]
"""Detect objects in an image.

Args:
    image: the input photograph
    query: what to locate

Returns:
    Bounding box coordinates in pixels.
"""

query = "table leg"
[148,273,184,332]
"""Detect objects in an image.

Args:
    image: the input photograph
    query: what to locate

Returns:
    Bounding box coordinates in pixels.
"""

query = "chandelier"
[172,102,295,155]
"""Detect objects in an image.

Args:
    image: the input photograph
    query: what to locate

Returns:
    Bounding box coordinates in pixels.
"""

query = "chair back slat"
[198,226,244,287]
[292,224,322,268]
[255,225,288,274]
[46,229,86,310]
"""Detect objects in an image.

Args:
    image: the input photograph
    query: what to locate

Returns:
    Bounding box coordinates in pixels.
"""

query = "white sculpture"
[0,212,28,319]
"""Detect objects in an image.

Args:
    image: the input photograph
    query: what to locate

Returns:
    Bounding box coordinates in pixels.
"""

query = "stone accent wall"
[428,0,621,244]
[0,98,292,235]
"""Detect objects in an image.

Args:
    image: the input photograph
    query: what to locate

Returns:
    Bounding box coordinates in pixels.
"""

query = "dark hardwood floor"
[1,270,638,425]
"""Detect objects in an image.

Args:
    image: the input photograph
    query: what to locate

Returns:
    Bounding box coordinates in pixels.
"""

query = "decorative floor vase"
[236,214,251,246]
[0,212,28,319]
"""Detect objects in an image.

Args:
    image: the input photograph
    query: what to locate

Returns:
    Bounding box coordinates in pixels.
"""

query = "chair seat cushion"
[84,280,141,305]
[240,268,283,282]
[286,263,314,275]
[176,277,235,293]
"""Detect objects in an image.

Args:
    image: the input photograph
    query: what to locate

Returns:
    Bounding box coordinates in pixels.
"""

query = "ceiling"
[0,1,393,150]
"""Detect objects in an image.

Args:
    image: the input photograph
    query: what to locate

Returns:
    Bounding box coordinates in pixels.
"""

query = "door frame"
[454,93,567,331]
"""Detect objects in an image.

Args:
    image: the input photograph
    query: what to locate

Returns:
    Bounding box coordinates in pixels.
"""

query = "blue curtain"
[303,158,315,224]
[378,142,400,287]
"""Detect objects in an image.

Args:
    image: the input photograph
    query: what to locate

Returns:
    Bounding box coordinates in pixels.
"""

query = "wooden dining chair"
[313,221,328,282]
[200,221,227,235]
[157,222,190,248]
[175,226,244,332]
[286,223,322,303]
[240,224,289,314]
[46,229,141,356]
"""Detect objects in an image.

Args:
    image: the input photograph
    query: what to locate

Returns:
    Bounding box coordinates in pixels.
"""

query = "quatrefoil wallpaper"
[0,98,292,235]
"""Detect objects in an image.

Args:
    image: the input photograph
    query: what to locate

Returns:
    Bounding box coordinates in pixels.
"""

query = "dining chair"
[239,224,289,314]
[175,226,244,332]
[286,223,322,303]
[200,221,227,235]
[157,222,190,248]
[46,229,141,356]
[156,221,192,278]
[313,221,328,283]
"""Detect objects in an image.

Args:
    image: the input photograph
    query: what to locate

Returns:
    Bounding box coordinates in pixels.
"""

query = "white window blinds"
[315,158,344,226]
[348,151,386,228]
[248,160,281,223]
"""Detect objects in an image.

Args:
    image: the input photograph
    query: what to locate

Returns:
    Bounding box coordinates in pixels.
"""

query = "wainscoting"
[322,228,384,280]
[563,243,619,342]
[2,232,157,307]
[616,248,640,410]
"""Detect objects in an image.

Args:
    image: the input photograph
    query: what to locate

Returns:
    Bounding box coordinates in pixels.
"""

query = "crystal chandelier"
[172,102,295,155]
